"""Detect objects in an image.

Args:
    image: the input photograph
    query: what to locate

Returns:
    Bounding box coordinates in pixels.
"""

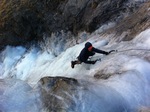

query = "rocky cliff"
[0,0,147,49]
[105,1,150,42]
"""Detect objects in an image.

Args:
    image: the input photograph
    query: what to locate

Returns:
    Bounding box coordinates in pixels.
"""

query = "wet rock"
[106,1,150,42]
[0,0,147,49]
[94,73,112,79]
[38,76,80,112]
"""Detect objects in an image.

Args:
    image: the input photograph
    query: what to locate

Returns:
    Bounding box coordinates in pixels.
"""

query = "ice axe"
[109,50,118,54]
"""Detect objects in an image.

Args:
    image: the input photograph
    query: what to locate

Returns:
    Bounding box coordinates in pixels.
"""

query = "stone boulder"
[38,76,80,111]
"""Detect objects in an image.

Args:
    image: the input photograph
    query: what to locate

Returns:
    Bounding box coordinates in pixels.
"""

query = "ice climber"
[71,42,115,68]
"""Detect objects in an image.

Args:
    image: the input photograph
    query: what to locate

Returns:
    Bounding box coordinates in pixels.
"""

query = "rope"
[111,48,150,53]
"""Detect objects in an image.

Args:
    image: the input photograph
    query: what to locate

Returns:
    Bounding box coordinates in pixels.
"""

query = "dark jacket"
[78,42,108,62]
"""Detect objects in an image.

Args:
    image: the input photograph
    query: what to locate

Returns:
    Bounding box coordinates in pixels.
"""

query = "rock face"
[0,0,146,49]
[0,0,44,49]
[106,1,150,42]
[38,76,79,111]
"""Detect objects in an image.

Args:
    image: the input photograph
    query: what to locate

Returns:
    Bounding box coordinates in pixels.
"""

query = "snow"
[0,28,150,111]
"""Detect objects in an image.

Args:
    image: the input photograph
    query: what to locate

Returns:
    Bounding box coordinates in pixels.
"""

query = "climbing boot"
[71,61,75,68]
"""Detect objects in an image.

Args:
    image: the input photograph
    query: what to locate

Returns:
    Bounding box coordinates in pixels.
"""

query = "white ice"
[0,28,150,111]
[0,78,42,112]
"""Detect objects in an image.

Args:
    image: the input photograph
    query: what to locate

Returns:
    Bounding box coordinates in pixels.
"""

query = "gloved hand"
[91,60,97,64]
[105,52,109,55]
